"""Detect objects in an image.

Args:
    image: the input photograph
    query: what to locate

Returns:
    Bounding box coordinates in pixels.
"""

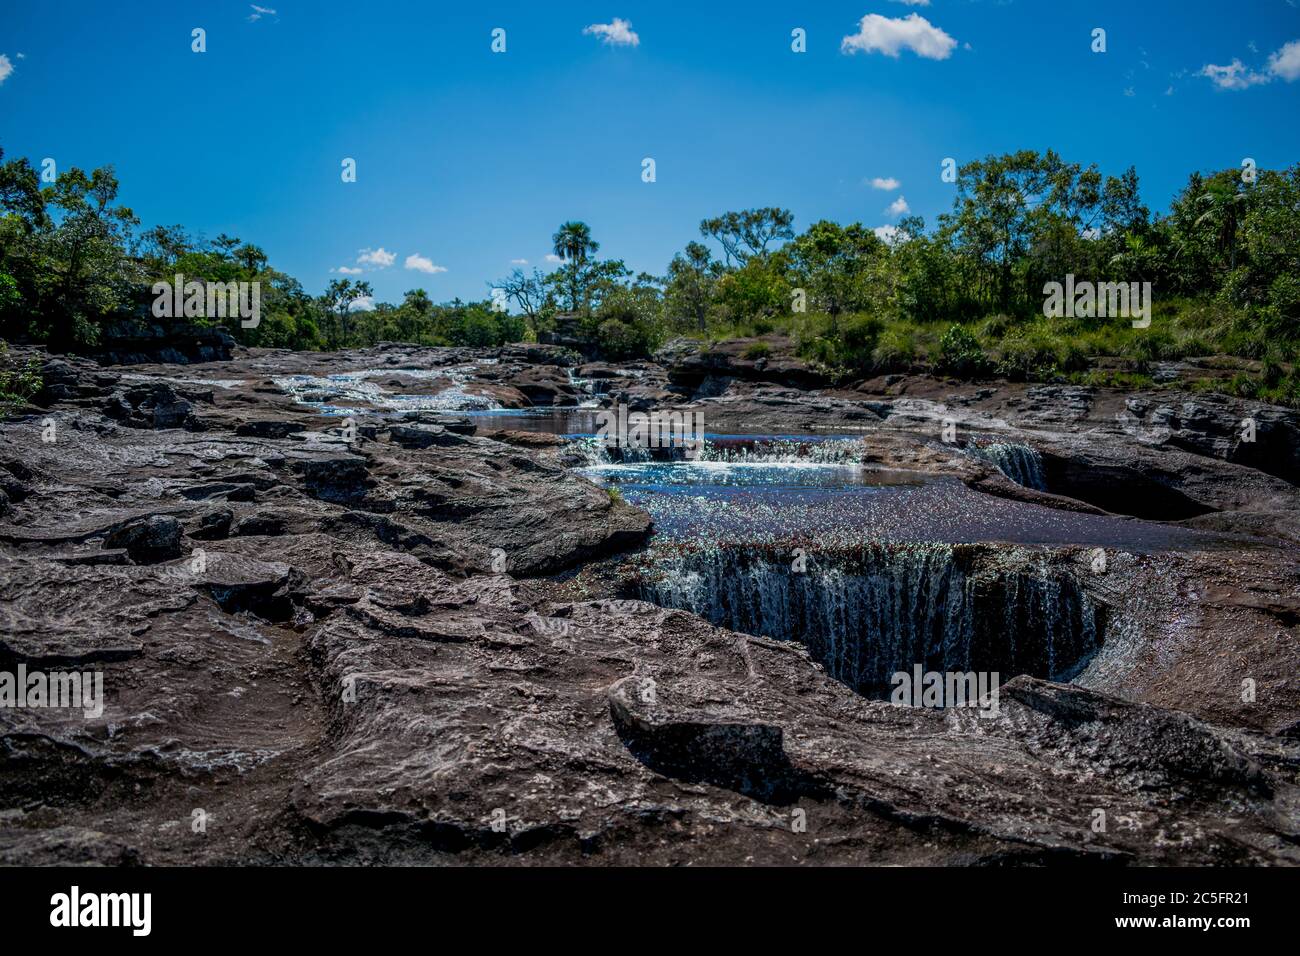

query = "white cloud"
[15,53,24,59]
[584,18,639,47]
[874,225,908,245]
[348,296,375,312]
[841,13,957,61]
[1200,59,1269,90]
[889,0,931,5]
[1268,39,1300,81]
[870,176,901,190]
[357,247,396,268]
[511,258,529,265]
[334,266,363,275]
[0,55,14,85]
[545,253,564,263]
[404,254,447,275]
[248,5,276,22]
[1200,40,1300,90]
[888,195,910,216]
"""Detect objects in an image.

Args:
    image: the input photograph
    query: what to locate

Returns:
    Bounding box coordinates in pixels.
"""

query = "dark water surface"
[577,460,1227,553]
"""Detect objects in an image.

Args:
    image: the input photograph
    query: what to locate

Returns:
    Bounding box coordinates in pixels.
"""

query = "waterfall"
[566,437,656,465]
[569,437,613,466]
[970,442,1047,491]
[697,438,868,464]
[633,543,1100,698]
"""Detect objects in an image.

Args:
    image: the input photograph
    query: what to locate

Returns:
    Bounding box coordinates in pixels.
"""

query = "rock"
[1,345,1297,867]
[102,515,183,563]
[387,423,470,449]
[189,508,234,540]
[105,382,198,430]
[86,320,236,365]
[510,366,581,406]
[232,511,287,537]
[235,420,303,439]
[666,337,832,392]
[653,337,705,366]
[289,456,373,503]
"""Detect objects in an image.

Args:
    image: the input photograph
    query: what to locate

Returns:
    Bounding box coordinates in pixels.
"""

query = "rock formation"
[0,342,1296,865]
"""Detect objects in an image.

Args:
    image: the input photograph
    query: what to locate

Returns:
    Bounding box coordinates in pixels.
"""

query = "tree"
[715,252,792,319]
[545,256,629,315]
[944,150,1122,313]
[1195,175,1249,273]
[0,150,50,235]
[552,221,599,264]
[0,161,141,347]
[320,278,373,348]
[550,221,602,311]
[699,208,794,267]
[493,267,551,321]
[787,220,886,316]
[664,241,718,331]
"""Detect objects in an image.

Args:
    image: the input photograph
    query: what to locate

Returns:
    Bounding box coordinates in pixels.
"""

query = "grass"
[668,297,1299,404]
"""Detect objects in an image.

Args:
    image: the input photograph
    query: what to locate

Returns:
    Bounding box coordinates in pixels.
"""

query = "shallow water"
[580,459,1227,553]
[273,365,502,414]
[270,379,1231,553]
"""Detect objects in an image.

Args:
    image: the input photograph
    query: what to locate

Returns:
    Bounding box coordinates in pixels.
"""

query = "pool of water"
[579,459,1230,553]
[271,378,1236,553]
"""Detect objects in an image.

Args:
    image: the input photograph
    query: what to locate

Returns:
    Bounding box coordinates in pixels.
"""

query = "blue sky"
[3,1,1299,305]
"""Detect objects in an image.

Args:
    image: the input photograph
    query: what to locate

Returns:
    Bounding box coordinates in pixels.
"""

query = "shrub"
[0,340,42,415]
[871,326,917,372]
[995,324,1090,381]
[596,318,651,360]
[936,324,990,377]
[742,341,772,360]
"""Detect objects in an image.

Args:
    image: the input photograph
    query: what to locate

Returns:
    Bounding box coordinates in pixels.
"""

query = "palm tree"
[551,222,599,311]
[551,221,598,265]
[1195,181,1248,273]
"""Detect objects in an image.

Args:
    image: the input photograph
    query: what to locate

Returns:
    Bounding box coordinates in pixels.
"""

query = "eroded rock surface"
[0,344,1296,865]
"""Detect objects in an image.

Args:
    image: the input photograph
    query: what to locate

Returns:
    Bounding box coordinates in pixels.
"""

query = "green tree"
[551,221,600,311]
[699,207,794,267]
[320,278,373,348]
[788,220,886,316]
[664,241,719,331]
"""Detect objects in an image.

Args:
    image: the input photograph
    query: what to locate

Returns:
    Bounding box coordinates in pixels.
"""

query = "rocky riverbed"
[1,341,1297,865]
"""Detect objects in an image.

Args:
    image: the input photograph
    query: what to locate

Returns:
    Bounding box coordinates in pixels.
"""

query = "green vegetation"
[2,144,1298,401]
[0,339,41,415]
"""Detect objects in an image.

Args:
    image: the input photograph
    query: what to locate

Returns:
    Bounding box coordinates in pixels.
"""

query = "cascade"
[634,542,1101,698]
[970,442,1047,490]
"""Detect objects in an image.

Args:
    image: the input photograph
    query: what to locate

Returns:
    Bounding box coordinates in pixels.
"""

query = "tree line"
[1,145,1297,399]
